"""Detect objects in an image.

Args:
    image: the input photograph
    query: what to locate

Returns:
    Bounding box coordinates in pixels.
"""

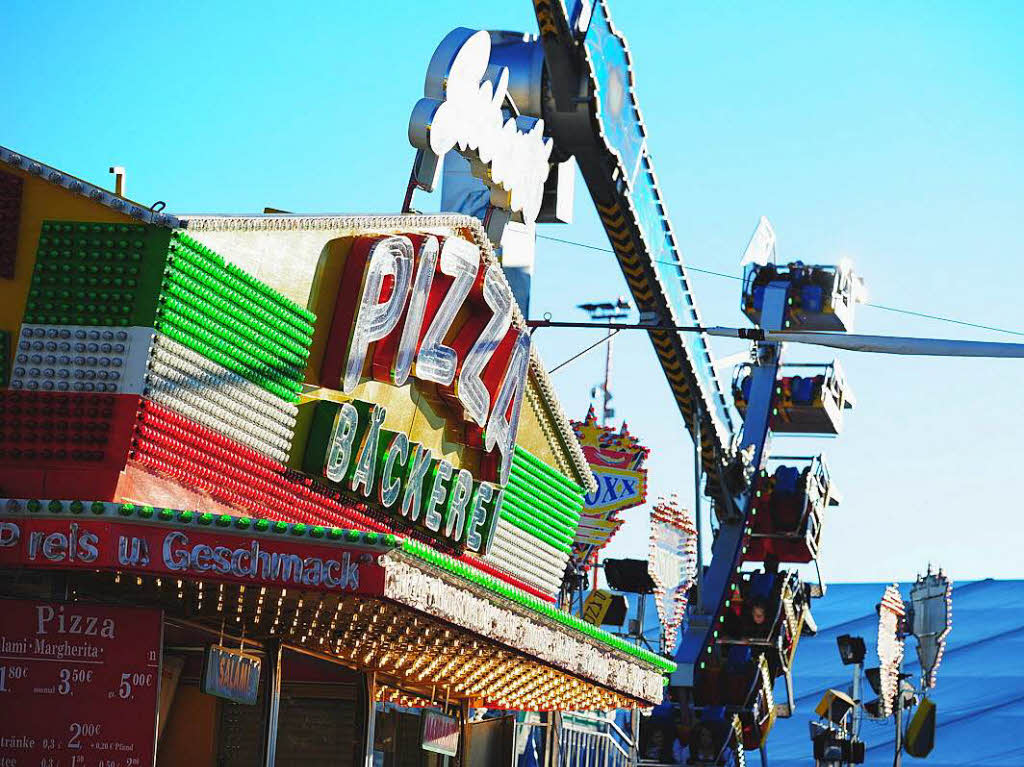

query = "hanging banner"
[422,710,460,756]
[201,645,262,705]
[0,598,162,767]
[648,496,698,651]
[571,408,649,562]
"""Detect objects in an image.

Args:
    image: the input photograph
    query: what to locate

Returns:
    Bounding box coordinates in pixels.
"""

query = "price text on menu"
[0,598,162,767]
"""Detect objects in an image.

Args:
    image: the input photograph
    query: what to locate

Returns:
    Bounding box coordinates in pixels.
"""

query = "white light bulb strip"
[150,335,298,423]
[143,373,290,462]
[144,358,294,443]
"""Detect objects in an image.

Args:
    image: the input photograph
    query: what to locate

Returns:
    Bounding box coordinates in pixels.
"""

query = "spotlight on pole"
[836,634,866,666]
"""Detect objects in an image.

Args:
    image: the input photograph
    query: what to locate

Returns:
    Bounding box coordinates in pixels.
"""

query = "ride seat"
[773,466,800,494]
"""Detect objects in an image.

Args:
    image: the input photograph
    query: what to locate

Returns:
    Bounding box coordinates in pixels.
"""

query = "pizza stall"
[0,144,671,765]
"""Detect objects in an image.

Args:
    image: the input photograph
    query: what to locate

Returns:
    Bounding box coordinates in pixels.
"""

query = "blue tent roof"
[765,578,1024,766]
[622,578,1024,765]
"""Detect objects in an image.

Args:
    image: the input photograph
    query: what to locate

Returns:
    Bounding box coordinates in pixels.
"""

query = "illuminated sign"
[202,644,261,705]
[648,496,698,650]
[303,398,502,554]
[421,711,459,757]
[321,233,530,485]
[582,588,615,626]
[409,29,553,225]
[570,409,649,560]
[583,465,646,516]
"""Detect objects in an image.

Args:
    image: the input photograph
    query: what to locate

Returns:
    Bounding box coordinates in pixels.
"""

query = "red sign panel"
[0,598,162,767]
[0,516,387,597]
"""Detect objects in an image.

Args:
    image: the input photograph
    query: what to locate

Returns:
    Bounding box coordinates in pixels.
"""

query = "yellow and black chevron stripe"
[594,199,727,499]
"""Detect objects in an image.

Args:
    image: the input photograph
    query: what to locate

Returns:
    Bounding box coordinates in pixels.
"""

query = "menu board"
[0,598,162,767]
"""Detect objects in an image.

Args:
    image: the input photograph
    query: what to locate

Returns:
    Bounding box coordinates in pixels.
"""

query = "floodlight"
[815,689,855,725]
[836,634,866,665]
[602,594,628,626]
[905,698,937,757]
[604,558,656,594]
[862,699,884,719]
[864,667,881,695]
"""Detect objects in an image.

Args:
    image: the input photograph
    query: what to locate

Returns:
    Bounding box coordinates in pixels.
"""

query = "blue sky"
[4,1,1022,582]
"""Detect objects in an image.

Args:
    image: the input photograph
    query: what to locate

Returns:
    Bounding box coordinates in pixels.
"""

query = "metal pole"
[892,692,904,767]
[851,662,863,739]
[260,640,282,767]
[602,324,614,427]
[460,700,471,767]
[693,400,703,613]
[630,708,639,767]
[363,671,378,767]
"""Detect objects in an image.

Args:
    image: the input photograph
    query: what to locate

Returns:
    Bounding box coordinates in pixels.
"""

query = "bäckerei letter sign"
[303,398,503,555]
[408,28,554,225]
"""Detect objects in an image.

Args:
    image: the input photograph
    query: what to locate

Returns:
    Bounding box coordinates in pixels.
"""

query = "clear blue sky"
[4,1,1022,582]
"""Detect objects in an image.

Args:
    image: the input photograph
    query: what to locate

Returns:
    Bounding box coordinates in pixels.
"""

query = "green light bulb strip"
[506,469,582,522]
[162,270,311,361]
[511,459,586,508]
[399,538,675,673]
[155,305,303,389]
[497,508,572,552]
[165,254,313,348]
[157,324,300,403]
[505,474,582,528]
[170,234,314,337]
[160,283,308,369]
[512,446,586,501]
[25,221,172,327]
[157,296,306,380]
[498,494,576,544]
[173,231,315,324]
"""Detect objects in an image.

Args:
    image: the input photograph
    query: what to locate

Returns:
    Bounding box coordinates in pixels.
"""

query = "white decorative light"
[648,494,698,652]
[877,583,907,717]
[384,555,663,703]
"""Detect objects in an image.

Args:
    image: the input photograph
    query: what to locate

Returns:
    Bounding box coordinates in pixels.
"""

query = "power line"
[548,329,622,374]
[536,233,1024,338]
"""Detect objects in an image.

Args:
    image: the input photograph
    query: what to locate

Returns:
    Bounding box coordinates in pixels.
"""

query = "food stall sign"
[422,710,460,757]
[0,598,162,767]
[201,644,261,705]
[0,515,387,597]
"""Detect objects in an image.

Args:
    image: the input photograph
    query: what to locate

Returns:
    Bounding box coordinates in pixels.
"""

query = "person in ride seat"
[744,597,772,639]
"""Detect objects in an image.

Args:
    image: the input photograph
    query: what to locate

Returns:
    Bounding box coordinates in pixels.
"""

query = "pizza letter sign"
[321,233,530,485]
